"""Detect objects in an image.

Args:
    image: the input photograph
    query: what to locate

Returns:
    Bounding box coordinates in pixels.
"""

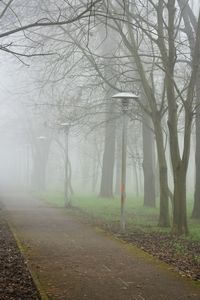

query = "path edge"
[7,221,49,300]
[93,226,200,288]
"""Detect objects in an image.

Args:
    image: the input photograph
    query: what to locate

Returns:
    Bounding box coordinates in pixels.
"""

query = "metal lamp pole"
[112,92,138,232]
[36,136,47,192]
[60,123,71,208]
[25,144,30,187]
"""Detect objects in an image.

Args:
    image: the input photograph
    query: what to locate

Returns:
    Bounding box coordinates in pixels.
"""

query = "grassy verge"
[40,192,200,241]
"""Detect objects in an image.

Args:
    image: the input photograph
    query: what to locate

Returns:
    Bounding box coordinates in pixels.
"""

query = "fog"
[0,0,199,239]
[0,51,196,195]
[1,1,200,299]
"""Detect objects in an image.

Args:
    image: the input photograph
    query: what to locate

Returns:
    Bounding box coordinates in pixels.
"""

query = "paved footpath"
[1,193,200,300]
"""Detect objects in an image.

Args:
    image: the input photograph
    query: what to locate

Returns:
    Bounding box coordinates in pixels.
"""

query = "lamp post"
[112,92,139,231]
[60,122,71,208]
[25,143,31,187]
[36,136,47,192]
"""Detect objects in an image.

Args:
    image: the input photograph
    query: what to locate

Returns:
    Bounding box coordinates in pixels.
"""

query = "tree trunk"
[32,150,48,192]
[99,102,116,198]
[92,158,98,194]
[115,130,121,195]
[176,0,200,219]
[155,160,160,198]
[192,73,200,218]
[172,166,188,235]
[169,109,192,235]
[132,158,139,197]
[154,117,170,227]
[142,112,156,207]
[68,158,74,195]
[91,134,100,193]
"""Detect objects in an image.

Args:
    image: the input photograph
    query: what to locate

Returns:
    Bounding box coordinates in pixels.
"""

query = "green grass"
[40,191,200,241]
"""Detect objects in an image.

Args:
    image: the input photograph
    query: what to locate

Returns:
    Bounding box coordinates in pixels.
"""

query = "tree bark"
[142,112,156,207]
[68,158,74,196]
[115,130,121,195]
[176,0,200,219]
[32,143,49,192]
[172,166,188,235]
[166,2,200,234]
[154,116,170,227]
[99,102,116,198]
[132,158,139,197]
[192,73,200,218]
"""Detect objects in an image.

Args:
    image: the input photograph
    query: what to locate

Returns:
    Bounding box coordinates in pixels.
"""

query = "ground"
[1,193,200,300]
[85,219,200,282]
[0,208,40,300]
[43,193,200,281]
[119,231,200,281]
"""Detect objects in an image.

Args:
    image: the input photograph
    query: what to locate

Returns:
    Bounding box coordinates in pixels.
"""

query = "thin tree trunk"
[92,138,99,193]
[192,73,200,218]
[99,102,116,198]
[115,131,121,195]
[142,112,156,207]
[68,158,74,195]
[154,117,170,227]
[132,158,139,197]
[32,145,49,192]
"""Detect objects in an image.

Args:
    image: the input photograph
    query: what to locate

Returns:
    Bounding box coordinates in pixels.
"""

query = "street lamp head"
[60,122,70,127]
[59,122,71,134]
[112,92,139,100]
[60,122,71,130]
[112,92,139,111]
[37,136,47,140]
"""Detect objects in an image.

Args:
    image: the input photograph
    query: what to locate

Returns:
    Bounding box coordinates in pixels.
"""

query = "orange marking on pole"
[121,184,125,193]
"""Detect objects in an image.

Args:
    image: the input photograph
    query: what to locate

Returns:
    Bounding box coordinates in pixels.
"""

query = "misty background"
[0,0,199,236]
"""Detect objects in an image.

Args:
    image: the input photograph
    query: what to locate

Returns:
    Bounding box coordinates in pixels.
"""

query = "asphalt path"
[1,193,200,300]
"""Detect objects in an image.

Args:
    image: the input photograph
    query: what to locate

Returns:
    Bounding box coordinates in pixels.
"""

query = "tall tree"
[99,100,116,197]
[156,0,200,234]
[142,111,156,207]
[193,73,200,218]
[177,0,200,219]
